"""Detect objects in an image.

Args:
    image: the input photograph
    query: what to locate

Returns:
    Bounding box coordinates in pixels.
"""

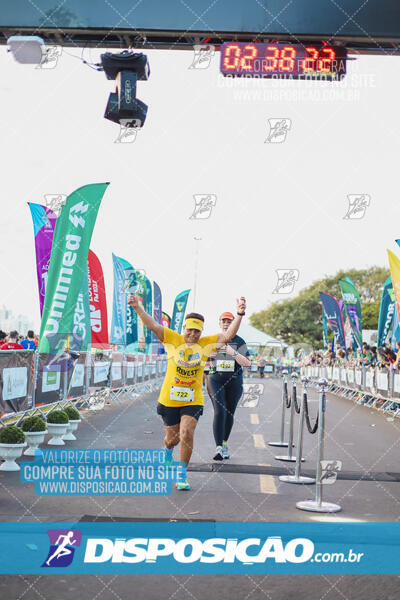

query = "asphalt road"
[1,376,400,599]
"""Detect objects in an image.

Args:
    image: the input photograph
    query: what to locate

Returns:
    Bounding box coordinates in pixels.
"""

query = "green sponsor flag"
[38,183,109,354]
[339,278,363,348]
[171,289,191,333]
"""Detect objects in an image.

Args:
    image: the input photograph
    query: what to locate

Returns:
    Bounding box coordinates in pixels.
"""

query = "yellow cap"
[184,317,204,331]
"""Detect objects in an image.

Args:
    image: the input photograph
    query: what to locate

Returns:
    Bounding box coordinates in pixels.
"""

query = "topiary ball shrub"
[64,407,80,421]
[47,410,69,424]
[0,425,25,444]
[21,416,46,432]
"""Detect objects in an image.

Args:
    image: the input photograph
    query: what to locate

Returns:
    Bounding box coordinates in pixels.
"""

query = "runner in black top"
[207,311,251,460]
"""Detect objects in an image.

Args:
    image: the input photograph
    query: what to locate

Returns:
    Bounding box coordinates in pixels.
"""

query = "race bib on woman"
[216,360,235,372]
[170,386,195,402]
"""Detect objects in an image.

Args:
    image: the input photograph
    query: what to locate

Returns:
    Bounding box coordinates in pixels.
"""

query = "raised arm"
[128,292,164,342]
[216,297,246,347]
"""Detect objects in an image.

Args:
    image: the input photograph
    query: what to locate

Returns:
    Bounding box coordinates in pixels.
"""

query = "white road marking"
[253,434,265,448]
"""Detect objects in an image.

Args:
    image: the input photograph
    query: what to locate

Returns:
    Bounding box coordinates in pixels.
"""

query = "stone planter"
[62,419,81,441]
[24,430,48,456]
[0,442,27,471]
[47,423,69,446]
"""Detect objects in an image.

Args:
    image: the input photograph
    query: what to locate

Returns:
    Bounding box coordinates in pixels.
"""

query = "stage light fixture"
[101,51,150,128]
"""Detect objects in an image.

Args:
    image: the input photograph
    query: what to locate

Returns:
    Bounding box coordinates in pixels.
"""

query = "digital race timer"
[220,42,347,80]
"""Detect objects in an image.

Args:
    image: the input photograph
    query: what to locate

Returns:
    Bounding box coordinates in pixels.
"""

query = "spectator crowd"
[303,341,400,370]
[0,330,38,351]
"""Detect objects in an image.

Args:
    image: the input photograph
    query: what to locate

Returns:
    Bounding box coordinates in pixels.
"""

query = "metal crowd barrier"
[301,364,400,417]
[0,350,168,425]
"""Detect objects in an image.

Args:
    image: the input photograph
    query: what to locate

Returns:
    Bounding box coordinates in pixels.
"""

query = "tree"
[250,267,389,348]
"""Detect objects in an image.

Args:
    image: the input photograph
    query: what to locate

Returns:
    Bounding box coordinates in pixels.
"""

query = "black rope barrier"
[293,385,301,414]
[284,382,291,408]
[303,391,319,434]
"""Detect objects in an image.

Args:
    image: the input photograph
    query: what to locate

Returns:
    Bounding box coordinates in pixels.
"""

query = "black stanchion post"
[268,369,289,447]
[280,375,315,484]
[296,378,341,513]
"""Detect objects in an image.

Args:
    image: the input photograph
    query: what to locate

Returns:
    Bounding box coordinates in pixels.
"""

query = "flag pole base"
[296,500,341,513]
[275,455,303,462]
[268,441,289,447]
[279,475,315,484]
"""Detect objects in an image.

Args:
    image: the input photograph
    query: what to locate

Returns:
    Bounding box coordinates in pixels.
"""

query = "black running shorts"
[156,403,204,426]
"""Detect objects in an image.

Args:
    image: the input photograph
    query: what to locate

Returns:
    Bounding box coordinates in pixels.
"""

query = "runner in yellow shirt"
[128,293,246,490]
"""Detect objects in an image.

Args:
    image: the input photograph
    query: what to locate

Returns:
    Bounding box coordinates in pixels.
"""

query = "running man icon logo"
[35,46,62,69]
[320,460,342,484]
[42,529,82,568]
[272,269,299,294]
[44,194,67,216]
[343,194,371,219]
[242,383,264,407]
[114,119,142,144]
[188,45,215,69]
[265,119,291,143]
[189,195,217,220]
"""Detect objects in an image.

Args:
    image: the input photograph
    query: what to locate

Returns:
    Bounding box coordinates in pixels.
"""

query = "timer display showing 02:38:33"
[220,42,347,80]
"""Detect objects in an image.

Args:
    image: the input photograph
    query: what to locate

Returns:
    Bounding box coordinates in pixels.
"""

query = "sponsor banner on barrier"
[126,363,135,380]
[70,363,85,389]
[2,522,400,574]
[377,371,388,391]
[93,361,110,385]
[2,367,28,401]
[0,352,34,413]
[355,370,362,386]
[42,366,61,393]
[111,362,122,382]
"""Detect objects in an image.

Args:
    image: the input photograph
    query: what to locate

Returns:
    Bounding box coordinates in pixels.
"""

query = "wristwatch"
[233,350,238,356]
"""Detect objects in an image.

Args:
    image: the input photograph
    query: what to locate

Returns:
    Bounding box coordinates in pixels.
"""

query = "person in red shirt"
[0,330,24,350]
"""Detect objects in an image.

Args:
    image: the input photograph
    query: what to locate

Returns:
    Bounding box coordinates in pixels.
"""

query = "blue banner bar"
[1,522,400,574]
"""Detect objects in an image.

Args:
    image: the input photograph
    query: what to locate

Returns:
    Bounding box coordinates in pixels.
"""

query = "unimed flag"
[377,276,395,347]
[171,290,191,333]
[319,292,347,352]
[38,183,109,354]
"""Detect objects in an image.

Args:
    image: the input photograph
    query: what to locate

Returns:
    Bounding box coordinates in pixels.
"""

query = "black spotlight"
[101,51,150,127]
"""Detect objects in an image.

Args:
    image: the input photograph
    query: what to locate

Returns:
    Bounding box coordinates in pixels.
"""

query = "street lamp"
[193,237,202,311]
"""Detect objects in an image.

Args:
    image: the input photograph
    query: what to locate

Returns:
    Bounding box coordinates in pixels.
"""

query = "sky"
[0,45,399,336]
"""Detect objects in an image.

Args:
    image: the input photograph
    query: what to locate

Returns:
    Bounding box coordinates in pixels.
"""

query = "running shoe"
[221,444,230,460]
[165,448,174,466]
[175,480,191,491]
[213,446,223,461]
